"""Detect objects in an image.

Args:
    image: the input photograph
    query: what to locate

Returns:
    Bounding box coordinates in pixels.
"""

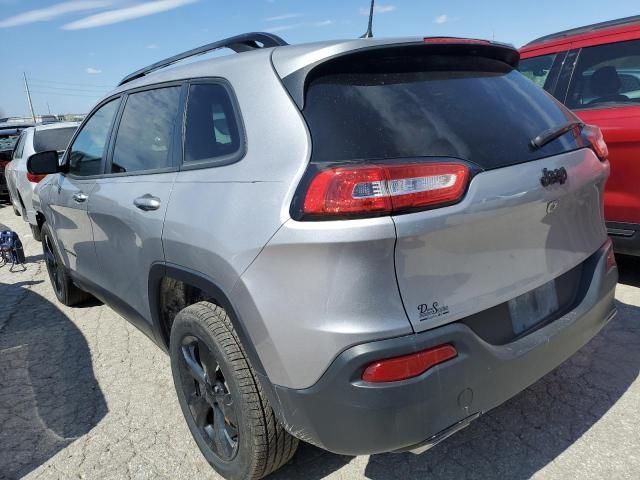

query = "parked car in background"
[0,122,33,198]
[5,122,78,240]
[28,33,617,480]
[520,15,640,256]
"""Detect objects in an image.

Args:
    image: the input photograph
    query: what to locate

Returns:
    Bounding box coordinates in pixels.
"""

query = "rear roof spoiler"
[280,39,519,109]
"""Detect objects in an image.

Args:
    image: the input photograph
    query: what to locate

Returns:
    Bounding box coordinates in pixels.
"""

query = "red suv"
[520,16,640,256]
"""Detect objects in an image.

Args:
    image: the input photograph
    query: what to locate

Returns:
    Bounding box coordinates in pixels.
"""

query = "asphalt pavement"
[1,200,638,480]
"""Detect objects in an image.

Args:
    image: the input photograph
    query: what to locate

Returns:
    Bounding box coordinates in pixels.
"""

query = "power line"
[28,77,115,88]
[29,90,105,98]
[29,84,110,94]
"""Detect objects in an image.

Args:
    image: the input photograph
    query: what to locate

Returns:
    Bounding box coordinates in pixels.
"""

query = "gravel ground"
[1,200,639,480]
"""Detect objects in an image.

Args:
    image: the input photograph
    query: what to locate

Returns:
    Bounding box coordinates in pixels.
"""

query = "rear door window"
[566,39,640,109]
[34,127,76,153]
[303,53,585,170]
[111,86,181,174]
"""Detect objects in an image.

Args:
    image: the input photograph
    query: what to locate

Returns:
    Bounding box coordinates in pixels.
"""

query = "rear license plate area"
[508,280,559,335]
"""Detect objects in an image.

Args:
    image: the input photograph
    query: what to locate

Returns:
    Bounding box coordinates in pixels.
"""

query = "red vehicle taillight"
[27,172,47,183]
[362,344,458,383]
[583,124,608,161]
[604,238,617,272]
[302,162,470,218]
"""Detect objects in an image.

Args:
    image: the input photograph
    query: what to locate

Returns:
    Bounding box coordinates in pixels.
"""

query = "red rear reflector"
[362,344,458,383]
[604,239,616,271]
[584,124,608,161]
[27,172,47,183]
[303,163,469,217]
[424,37,491,45]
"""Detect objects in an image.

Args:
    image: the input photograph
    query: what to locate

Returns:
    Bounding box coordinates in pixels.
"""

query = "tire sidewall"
[41,223,69,304]
[170,307,258,480]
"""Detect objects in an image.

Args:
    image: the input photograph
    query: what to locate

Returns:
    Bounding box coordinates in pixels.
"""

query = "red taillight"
[584,124,608,161]
[362,344,458,383]
[604,238,616,272]
[424,37,491,45]
[27,172,47,183]
[302,163,469,217]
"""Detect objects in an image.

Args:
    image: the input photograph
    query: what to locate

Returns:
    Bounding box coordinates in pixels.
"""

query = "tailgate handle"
[134,194,161,211]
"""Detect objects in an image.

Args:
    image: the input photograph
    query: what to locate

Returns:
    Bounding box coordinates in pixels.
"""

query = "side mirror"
[27,151,60,175]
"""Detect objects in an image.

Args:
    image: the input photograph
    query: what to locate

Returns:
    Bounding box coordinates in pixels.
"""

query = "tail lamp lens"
[604,238,616,272]
[27,172,47,183]
[362,344,458,383]
[584,124,608,161]
[303,163,469,217]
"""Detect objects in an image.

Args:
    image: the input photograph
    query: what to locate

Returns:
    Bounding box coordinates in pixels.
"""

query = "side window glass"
[12,133,25,160]
[567,39,640,109]
[68,99,119,176]
[111,87,181,174]
[184,83,242,165]
[519,53,558,89]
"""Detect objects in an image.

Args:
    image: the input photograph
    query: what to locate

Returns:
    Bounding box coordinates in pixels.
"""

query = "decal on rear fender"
[418,301,450,321]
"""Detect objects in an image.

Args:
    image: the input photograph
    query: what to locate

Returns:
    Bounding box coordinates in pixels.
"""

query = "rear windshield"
[0,133,20,152]
[34,127,76,153]
[303,54,586,170]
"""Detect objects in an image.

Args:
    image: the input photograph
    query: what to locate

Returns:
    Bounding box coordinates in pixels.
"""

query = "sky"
[1,0,639,117]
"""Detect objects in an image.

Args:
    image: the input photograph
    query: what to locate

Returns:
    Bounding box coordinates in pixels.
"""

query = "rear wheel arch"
[148,263,285,420]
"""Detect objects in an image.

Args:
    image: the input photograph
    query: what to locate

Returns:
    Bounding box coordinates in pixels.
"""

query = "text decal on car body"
[418,301,450,321]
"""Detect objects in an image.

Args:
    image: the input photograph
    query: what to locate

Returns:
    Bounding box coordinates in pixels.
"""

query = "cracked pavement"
[0,201,639,480]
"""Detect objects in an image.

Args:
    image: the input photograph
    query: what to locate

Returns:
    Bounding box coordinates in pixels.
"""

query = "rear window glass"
[303,54,586,170]
[0,133,20,152]
[33,127,76,153]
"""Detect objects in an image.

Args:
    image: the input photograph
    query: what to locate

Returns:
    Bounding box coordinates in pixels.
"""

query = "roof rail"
[118,32,288,86]
[524,15,640,47]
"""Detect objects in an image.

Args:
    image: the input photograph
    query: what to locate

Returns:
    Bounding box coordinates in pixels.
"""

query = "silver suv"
[28,33,618,480]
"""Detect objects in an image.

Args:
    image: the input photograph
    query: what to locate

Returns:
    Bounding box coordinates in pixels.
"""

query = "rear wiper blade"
[530,121,585,150]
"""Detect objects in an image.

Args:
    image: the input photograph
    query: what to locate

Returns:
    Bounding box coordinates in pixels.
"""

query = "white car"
[6,122,78,240]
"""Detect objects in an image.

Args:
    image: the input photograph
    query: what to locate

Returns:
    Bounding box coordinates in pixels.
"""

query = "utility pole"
[47,102,51,115]
[23,72,36,123]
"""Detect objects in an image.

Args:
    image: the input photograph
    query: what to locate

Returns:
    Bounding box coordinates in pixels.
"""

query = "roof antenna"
[360,0,375,38]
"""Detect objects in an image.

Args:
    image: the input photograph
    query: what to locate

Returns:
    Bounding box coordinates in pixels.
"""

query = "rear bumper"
[608,222,640,256]
[273,243,617,455]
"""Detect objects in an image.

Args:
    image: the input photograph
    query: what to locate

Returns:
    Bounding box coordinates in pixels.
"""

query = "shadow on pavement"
[0,282,107,479]
[276,296,639,479]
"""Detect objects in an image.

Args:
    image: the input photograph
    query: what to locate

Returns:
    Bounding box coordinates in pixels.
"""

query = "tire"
[30,224,42,242]
[41,223,92,306]
[170,302,298,480]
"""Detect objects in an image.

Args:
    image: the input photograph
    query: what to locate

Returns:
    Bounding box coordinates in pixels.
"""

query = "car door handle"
[72,192,88,203]
[134,194,161,211]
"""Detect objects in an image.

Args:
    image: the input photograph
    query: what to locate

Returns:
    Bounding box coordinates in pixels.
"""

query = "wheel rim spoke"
[181,343,207,383]
[188,392,211,428]
[211,405,235,459]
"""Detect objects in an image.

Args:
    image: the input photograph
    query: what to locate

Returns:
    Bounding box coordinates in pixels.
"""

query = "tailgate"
[393,149,609,331]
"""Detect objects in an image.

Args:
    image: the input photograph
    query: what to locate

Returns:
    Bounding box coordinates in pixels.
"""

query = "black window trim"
[179,77,247,172]
[103,80,187,178]
[64,95,123,180]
